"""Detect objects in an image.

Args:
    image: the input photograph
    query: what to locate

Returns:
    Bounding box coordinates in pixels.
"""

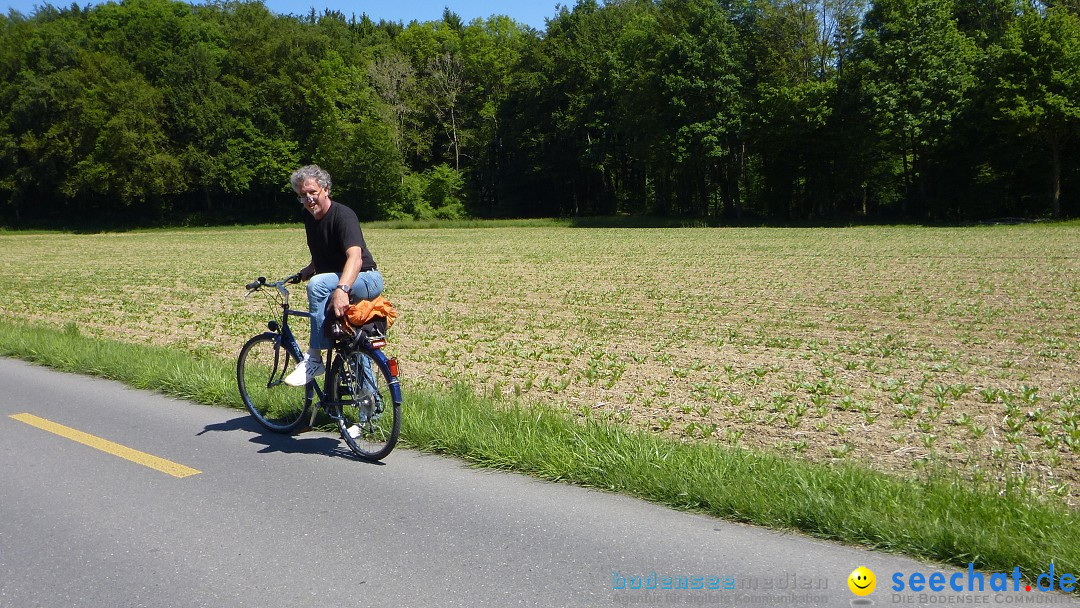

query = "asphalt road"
[1,357,1077,608]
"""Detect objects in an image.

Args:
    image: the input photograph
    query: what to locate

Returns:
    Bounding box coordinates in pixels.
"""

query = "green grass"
[2,318,1076,588]
[0,322,240,406]
[368,216,1080,230]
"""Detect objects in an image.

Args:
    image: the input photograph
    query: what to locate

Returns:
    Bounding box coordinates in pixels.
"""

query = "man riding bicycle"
[284,164,384,387]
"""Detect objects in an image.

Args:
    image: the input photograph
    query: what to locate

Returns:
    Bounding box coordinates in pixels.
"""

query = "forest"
[1,0,1078,226]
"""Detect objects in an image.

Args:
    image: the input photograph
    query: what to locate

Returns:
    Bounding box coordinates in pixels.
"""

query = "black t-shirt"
[303,201,377,274]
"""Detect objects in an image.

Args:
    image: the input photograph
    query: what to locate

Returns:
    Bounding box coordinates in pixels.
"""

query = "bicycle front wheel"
[328,349,400,460]
[237,334,311,433]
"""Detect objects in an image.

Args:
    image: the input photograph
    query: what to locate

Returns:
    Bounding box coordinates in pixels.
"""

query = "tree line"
[1,0,1078,226]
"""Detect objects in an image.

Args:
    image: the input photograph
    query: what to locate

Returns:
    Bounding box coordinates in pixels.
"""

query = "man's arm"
[330,246,364,317]
[299,259,315,281]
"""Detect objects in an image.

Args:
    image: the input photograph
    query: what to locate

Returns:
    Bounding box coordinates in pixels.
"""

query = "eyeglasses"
[296,187,322,204]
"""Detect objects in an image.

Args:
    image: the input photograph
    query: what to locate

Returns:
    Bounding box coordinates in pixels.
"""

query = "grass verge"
[2,318,1076,586]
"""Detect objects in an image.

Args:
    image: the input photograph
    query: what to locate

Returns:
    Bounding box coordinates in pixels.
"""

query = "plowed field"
[3,223,1077,503]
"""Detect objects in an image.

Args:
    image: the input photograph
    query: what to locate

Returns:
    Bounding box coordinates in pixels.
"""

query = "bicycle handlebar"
[244,273,302,293]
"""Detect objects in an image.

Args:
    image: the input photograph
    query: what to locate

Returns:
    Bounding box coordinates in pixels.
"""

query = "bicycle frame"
[246,276,325,410]
[267,309,326,411]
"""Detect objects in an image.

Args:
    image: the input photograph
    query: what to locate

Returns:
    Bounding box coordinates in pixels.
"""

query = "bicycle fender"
[370,349,403,405]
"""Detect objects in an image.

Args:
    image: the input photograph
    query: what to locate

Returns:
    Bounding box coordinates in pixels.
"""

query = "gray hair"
[290,165,332,192]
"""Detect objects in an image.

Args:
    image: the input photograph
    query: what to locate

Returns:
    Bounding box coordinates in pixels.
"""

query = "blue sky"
[3,0,565,30]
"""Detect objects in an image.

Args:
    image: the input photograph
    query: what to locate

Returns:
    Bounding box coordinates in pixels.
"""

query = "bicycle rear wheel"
[237,334,311,433]
[328,349,400,460]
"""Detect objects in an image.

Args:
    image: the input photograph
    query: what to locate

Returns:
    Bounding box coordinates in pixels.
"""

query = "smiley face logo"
[848,567,876,596]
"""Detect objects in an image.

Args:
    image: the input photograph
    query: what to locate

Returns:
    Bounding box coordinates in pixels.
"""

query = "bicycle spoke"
[330,349,400,460]
[237,335,310,433]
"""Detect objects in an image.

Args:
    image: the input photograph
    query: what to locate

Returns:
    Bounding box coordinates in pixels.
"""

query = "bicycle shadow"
[199,415,383,464]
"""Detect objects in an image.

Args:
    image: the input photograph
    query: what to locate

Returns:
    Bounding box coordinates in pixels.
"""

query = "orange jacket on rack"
[345,295,398,330]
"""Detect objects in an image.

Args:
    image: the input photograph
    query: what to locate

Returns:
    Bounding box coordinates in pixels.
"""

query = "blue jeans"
[307,270,384,349]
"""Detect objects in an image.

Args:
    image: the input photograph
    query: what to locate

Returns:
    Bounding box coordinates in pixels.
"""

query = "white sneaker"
[283,354,325,387]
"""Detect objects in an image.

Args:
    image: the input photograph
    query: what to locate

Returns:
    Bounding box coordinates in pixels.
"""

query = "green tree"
[989,6,1080,218]
[654,0,747,217]
[750,80,836,218]
[394,18,465,169]
[747,0,847,219]
[500,0,650,217]
[368,49,420,164]
[425,51,468,170]
[60,51,183,206]
[1,6,90,222]
[307,51,403,219]
[953,0,1018,46]
[2,6,183,222]
[857,0,978,217]
[401,163,466,219]
[461,15,533,215]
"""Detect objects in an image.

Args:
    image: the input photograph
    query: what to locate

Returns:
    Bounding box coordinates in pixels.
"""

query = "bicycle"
[236,274,402,461]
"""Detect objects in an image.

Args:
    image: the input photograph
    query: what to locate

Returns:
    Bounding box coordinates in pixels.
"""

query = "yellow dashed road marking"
[10,413,201,478]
